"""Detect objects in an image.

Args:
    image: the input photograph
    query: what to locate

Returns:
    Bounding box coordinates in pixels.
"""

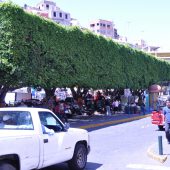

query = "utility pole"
[127,21,131,42]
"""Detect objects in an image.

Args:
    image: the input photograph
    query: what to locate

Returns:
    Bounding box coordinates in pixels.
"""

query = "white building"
[89,19,119,39]
[24,0,71,26]
[71,18,81,27]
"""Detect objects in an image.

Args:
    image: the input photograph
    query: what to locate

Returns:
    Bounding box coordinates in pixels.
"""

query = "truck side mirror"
[42,125,55,135]
[64,123,70,131]
[47,129,55,136]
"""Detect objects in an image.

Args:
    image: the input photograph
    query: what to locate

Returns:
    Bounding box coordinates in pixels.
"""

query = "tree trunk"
[44,88,55,100]
[70,87,77,99]
[0,85,9,107]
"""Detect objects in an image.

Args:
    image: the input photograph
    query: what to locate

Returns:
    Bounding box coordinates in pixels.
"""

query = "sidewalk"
[68,111,150,130]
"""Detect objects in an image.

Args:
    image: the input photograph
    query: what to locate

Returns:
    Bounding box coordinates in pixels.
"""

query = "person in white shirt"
[113,100,119,114]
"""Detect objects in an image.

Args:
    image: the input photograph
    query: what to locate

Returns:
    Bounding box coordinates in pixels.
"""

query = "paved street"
[42,115,170,170]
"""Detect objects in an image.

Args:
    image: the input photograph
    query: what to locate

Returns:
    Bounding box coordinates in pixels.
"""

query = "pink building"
[89,19,119,39]
[24,5,49,18]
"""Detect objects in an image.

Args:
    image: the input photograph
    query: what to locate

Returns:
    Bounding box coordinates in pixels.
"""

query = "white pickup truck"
[0,107,90,170]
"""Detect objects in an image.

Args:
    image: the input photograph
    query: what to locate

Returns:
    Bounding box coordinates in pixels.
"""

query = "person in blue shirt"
[163,99,170,144]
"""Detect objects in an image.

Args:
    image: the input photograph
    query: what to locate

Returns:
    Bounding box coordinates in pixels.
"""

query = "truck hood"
[68,127,88,134]
[67,127,89,144]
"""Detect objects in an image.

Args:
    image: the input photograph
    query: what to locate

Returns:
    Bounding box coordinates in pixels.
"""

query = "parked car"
[0,107,90,170]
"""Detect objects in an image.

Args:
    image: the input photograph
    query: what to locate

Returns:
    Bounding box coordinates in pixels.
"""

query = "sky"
[10,0,170,51]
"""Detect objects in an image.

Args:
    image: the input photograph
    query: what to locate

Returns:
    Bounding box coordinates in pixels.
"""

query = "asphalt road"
[42,116,170,170]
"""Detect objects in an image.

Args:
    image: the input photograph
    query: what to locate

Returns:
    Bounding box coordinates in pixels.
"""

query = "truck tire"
[0,162,16,170]
[68,144,87,170]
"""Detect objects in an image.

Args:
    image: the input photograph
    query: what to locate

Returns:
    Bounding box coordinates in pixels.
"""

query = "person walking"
[163,99,170,144]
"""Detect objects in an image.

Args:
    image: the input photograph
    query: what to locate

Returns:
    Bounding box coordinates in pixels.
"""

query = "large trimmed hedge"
[0,2,170,90]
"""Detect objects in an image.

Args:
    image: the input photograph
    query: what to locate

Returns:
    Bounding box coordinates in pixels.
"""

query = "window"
[103,24,106,27]
[59,12,62,18]
[65,14,68,19]
[46,4,49,9]
[97,23,99,26]
[53,12,56,17]
[39,111,63,132]
[107,25,110,28]
[0,111,33,130]
[90,24,95,27]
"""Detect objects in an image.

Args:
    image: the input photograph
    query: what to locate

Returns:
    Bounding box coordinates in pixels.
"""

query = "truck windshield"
[0,111,33,130]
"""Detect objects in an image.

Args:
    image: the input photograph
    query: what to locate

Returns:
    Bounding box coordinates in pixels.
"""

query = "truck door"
[38,111,73,168]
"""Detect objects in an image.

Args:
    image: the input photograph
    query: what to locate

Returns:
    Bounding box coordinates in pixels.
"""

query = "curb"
[147,143,168,163]
[78,114,150,129]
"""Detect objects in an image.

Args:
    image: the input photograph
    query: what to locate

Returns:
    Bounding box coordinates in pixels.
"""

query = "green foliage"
[0,2,170,91]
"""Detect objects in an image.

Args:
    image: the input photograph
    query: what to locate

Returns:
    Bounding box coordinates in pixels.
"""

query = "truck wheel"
[158,125,164,131]
[68,144,87,170]
[0,162,16,170]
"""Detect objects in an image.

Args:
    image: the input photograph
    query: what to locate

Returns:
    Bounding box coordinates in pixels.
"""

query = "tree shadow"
[155,128,165,132]
[41,162,102,170]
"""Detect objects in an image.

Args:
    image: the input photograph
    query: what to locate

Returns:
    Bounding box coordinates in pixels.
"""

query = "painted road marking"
[141,124,151,129]
[126,163,170,170]
[79,114,150,129]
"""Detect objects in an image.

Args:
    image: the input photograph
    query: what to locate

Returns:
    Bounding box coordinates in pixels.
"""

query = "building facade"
[24,0,71,26]
[150,52,170,62]
[89,19,119,39]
